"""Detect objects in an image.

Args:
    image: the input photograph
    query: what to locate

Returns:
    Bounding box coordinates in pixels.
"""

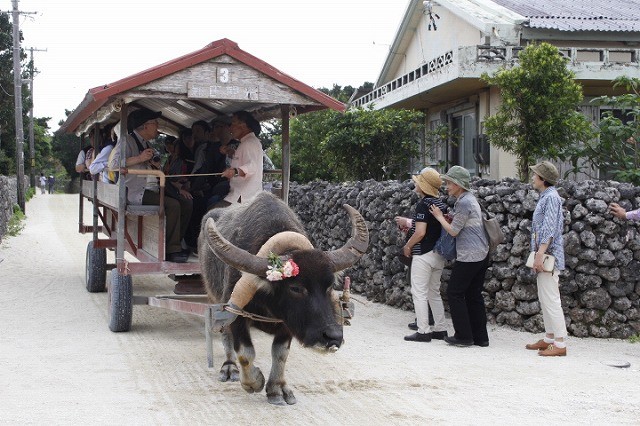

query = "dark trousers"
[447,256,489,342]
[142,190,193,255]
[184,195,207,248]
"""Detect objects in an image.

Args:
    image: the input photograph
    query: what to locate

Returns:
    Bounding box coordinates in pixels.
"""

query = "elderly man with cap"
[109,108,193,263]
[216,110,264,207]
[526,160,567,356]
[395,167,449,342]
[430,165,490,347]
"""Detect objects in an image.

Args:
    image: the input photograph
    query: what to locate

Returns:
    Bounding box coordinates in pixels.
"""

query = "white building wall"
[389,8,484,82]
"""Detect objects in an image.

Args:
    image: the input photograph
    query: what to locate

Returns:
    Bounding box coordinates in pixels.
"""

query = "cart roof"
[58,38,345,136]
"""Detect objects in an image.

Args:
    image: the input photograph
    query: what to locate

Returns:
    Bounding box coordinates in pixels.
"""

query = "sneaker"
[538,344,566,357]
[404,332,432,342]
[525,339,552,351]
[474,340,489,347]
[431,330,448,340]
[407,320,418,331]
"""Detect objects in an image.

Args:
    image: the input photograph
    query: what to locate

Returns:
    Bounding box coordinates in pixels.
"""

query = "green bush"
[7,205,25,237]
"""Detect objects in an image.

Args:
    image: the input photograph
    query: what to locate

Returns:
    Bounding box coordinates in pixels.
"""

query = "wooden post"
[12,0,25,213]
[117,103,128,274]
[280,105,290,204]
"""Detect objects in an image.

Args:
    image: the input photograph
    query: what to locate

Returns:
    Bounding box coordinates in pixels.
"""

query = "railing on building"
[351,50,454,108]
[352,46,640,108]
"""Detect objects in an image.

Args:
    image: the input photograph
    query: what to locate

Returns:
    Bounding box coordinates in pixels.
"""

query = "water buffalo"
[198,192,368,405]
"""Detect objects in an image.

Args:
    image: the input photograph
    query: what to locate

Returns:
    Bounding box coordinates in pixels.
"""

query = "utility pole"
[10,0,36,213]
[12,0,25,213]
[27,47,47,188]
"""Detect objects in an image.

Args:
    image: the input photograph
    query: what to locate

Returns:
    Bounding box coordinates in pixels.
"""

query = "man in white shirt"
[217,111,264,206]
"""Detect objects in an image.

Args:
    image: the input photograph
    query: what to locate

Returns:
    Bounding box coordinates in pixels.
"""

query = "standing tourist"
[396,168,448,342]
[47,175,55,194]
[525,161,567,357]
[39,173,47,194]
[430,166,490,347]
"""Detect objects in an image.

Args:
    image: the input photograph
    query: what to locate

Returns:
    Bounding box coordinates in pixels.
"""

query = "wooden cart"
[60,38,345,334]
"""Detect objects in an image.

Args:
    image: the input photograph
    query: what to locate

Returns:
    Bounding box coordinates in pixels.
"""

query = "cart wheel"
[85,241,107,293]
[108,268,132,332]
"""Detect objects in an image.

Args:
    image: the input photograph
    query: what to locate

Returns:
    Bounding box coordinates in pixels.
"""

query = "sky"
[8,0,408,132]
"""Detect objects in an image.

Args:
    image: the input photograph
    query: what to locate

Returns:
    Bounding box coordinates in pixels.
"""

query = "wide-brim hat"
[441,165,471,191]
[412,167,442,197]
[529,161,559,185]
[128,108,162,132]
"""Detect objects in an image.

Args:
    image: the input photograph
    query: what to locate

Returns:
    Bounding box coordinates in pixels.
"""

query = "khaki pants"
[536,270,567,338]
[410,251,446,334]
[142,190,193,255]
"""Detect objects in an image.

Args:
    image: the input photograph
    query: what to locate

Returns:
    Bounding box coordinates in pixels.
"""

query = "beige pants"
[536,270,567,338]
[410,251,446,334]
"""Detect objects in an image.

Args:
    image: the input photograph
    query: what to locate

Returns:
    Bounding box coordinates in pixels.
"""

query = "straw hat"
[412,167,442,197]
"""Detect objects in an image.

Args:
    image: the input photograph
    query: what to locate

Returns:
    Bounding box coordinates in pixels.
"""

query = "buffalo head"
[204,203,369,351]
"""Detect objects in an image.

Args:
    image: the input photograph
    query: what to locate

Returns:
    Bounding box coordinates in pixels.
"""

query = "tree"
[49,111,82,178]
[0,12,34,176]
[324,106,424,181]
[481,43,594,181]
[568,76,640,184]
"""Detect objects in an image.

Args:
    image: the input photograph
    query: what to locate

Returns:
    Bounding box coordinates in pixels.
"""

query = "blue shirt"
[531,187,565,270]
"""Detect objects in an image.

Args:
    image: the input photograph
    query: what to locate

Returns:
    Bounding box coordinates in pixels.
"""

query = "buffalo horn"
[204,217,270,276]
[326,204,369,272]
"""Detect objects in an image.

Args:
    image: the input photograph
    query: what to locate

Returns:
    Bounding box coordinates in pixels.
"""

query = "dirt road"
[1,193,639,425]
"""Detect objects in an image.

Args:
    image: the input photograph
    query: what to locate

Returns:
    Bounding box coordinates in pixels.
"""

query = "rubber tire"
[85,241,107,293]
[108,268,133,332]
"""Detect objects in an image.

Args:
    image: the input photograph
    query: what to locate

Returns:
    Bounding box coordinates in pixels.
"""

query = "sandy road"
[0,192,639,425]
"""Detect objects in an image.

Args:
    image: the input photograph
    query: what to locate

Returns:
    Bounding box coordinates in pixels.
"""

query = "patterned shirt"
[531,186,565,270]
[450,191,489,262]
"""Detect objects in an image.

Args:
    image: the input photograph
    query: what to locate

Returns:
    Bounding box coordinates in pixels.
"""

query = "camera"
[152,150,161,163]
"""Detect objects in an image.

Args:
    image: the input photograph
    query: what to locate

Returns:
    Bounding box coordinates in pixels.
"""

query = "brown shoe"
[538,344,567,357]
[525,339,552,351]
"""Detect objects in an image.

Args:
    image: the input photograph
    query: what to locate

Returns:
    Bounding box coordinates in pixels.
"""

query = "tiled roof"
[491,0,640,32]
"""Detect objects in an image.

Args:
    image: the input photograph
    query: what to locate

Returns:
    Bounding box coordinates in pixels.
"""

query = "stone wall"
[288,178,640,339]
[0,176,18,241]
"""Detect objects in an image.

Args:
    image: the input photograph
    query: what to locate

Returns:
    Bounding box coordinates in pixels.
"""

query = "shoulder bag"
[480,204,505,252]
[434,212,456,261]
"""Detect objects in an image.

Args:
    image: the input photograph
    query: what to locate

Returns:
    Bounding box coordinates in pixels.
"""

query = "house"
[351,0,640,180]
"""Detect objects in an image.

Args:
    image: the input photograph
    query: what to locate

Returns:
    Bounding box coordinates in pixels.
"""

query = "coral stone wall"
[0,176,18,241]
[288,178,640,339]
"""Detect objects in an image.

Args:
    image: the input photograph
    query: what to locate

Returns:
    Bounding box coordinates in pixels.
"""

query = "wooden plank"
[96,181,119,210]
[125,215,161,260]
[130,57,317,105]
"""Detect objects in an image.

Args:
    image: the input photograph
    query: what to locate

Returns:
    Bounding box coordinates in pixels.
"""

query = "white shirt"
[89,144,114,183]
[224,132,264,204]
[75,150,86,167]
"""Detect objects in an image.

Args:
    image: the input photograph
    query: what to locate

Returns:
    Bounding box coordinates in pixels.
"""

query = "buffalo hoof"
[241,366,265,394]
[267,384,296,405]
[218,361,239,382]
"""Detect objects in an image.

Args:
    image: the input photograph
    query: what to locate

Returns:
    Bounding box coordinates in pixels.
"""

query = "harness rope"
[223,304,283,324]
